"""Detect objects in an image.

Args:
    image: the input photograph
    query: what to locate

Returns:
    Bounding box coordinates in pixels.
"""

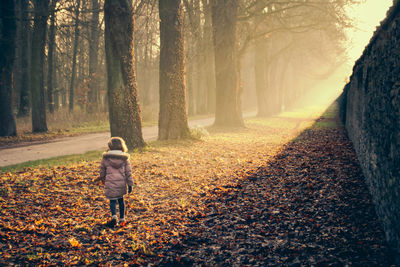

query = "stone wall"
[340,1,400,254]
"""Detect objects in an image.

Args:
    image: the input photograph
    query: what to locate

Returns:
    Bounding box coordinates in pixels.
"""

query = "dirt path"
[0,115,246,167]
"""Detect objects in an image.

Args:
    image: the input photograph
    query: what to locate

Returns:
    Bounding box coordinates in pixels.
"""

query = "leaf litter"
[0,106,394,265]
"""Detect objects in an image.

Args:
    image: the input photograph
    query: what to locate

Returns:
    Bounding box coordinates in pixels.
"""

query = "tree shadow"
[154,104,395,266]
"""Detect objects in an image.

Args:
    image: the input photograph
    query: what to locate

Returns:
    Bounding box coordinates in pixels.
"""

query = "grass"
[0,103,336,174]
[292,101,341,143]
[313,102,341,129]
[0,150,104,173]
[313,120,339,129]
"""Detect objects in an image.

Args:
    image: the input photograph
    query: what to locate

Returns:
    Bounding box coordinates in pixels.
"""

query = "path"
[0,115,247,167]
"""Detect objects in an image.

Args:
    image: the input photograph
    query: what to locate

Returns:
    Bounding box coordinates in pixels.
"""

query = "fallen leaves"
[68,237,81,248]
[155,112,394,265]
[0,105,393,265]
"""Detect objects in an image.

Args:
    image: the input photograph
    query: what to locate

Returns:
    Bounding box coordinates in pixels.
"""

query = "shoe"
[107,217,117,227]
[119,218,127,227]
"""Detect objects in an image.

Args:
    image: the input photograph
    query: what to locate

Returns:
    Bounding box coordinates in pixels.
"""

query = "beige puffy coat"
[100,150,134,199]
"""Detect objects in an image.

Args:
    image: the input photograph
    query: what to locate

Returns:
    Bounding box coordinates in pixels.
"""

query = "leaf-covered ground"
[0,105,394,265]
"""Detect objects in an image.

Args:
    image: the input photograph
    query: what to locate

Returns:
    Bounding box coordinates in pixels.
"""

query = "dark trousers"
[110,197,125,219]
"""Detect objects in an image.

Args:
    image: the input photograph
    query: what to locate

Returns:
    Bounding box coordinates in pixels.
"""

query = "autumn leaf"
[68,237,81,248]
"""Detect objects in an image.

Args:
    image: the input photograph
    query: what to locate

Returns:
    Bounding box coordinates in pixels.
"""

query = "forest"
[0,0,355,147]
[1,0,399,265]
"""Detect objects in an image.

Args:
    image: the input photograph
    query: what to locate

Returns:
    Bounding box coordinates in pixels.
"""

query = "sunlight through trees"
[0,0,384,140]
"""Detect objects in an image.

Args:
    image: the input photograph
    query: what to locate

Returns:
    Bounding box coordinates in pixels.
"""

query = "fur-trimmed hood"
[102,150,130,169]
[102,150,130,160]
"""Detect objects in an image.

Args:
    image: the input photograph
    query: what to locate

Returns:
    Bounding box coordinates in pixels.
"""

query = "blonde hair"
[107,137,128,152]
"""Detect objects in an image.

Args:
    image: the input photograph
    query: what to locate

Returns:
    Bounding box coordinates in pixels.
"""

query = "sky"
[345,0,394,62]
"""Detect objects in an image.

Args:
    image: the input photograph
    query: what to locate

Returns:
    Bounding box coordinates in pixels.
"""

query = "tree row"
[0,0,355,148]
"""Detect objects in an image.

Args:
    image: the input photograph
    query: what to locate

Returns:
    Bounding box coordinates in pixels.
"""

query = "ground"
[0,115,218,168]
[0,104,394,265]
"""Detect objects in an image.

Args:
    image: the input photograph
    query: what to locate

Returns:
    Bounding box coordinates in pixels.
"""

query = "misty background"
[3,0,394,135]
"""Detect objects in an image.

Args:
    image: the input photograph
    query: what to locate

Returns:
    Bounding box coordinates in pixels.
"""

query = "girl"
[99,137,134,227]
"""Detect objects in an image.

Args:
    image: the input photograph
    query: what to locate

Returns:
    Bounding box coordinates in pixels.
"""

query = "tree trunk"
[142,38,151,106]
[267,59,281,115]
[183,0,204,115]
[187,55,195,116]
[104,0,145,149]
[158,0,190,140]
[201,0,215,114]
[195,52,206,114]
[61,86,67,107]
[211,0,243,127]
[255,39,269,116]
[47,0,56,114]
[54,46,59,110]
[69,0,80,112]
[13,0,22,113]
[30,0,49,133]
[77,23,86,110]
[192,1,206,114]
[148,43,157,105]
[0,0,17,136]
[89,0,101,111]
[18,0,30,117]
[278,56,290,112]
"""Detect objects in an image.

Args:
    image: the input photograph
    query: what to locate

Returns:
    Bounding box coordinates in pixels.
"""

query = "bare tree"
[239,0,355,115]
[47,0,57,113]
[87,0,101,112]
[68,0,81,112]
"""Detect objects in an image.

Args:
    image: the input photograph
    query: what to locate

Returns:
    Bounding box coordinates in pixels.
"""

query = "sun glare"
[306,0,394,107]
[346,0,393,62]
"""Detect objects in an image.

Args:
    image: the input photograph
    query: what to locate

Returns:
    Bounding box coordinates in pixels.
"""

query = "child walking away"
[99,137,134,227]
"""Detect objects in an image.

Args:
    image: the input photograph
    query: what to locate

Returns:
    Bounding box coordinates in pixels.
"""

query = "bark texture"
[201,0,216,114]
[255,39,269,116]
[211,0,243,127]
[87,0,100,112]
[68,0,80,112]
[30,0,49,133]
[17,0,30,117]
[158,0,190,140]
[47,0,57,113]
[104,0,145,149]
[0,0,17,136]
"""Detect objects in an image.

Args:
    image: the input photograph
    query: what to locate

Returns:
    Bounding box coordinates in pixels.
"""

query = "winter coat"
[99,150,134,199]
